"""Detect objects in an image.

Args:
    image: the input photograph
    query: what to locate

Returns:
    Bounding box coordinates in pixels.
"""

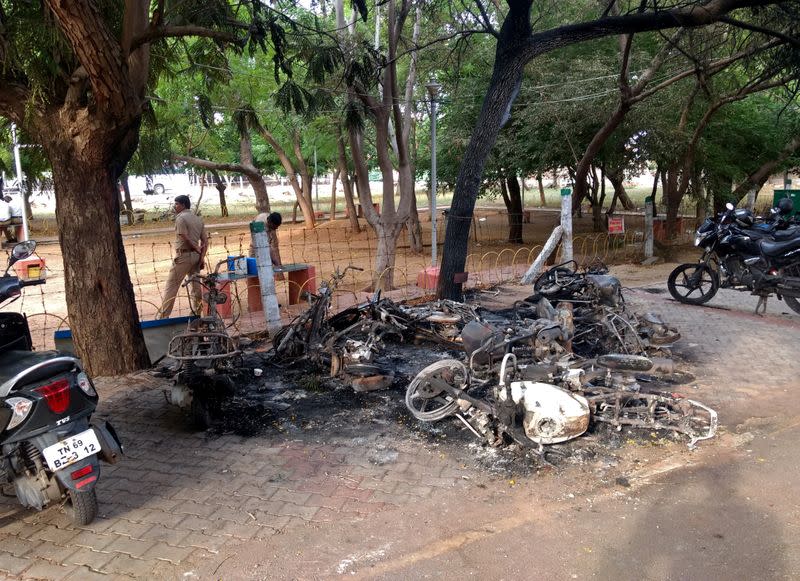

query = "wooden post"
[250,220,282,336]
[560,188,573,262]
[644,195,654,259]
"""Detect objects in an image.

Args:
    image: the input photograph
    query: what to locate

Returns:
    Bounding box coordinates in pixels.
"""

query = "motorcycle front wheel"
[668,263,719,305]
[66,489,98,526]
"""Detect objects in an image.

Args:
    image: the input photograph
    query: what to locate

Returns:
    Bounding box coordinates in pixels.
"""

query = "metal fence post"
[560,188,573,262]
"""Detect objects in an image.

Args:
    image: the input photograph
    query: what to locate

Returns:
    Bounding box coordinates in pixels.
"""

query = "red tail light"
[34,379,71,414]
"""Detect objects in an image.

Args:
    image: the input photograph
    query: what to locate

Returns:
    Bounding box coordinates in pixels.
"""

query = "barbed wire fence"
[11,208,696,351]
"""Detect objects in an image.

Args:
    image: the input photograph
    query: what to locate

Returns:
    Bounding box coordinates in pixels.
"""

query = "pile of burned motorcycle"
[270,262,717,452]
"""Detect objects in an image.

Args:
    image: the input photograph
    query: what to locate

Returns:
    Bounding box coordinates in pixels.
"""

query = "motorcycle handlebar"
[19,278,46,287]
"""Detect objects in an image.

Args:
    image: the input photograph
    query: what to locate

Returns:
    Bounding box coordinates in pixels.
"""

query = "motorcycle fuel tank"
[500,381,590,444]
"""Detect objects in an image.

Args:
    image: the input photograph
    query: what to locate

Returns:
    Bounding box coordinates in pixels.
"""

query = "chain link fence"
[10,208,697,351]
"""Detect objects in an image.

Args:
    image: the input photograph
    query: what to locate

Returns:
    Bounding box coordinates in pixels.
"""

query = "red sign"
[608,216,625,234]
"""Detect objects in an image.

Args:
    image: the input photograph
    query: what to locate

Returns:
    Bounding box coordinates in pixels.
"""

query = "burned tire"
[191,393,216,431]
[405,359,467,422]
[66,489,98,526]
[533,267,574,297]
[667,263,719,305]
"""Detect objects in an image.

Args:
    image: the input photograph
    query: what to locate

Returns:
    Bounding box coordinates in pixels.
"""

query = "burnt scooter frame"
[167,257,242,430]
[0,241,122,525]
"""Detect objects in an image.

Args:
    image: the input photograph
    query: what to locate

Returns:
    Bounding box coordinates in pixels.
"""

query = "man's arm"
[198,228,208,270]
[268,230,283,267]
[178,232,202,254]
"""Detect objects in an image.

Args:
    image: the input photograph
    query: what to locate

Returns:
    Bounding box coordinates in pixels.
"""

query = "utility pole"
[10,124,29,241]
[426,81,441,266]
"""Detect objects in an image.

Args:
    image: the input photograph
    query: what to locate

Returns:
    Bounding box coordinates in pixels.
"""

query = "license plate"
[42,429,100,472]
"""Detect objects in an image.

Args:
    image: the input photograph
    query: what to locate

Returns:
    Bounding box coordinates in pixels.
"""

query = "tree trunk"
[407,192,423,253]
[503,176,524,243]
[238,131,270,213]
[50,152,150,376]
[23,188,33,222]
[337,129,361,233]
[573,103,630,209]
[119,173,134,216]
[209,169,229,217]
[330,167,340,219]
[537,173,546,206]
[23,180,35,222]
[664,166,681,239]
[607,170,634,211]
[373,222,404,290]
[437,40,530,299]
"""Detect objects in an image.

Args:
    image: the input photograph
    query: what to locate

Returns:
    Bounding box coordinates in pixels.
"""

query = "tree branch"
[131,25,241,51]
[719,15,800,47]
[0,82,30,123]
[520,0,780,62]
[474,0,499,37]
[174,154,257,177]
[733,134,800,199]
[633,38,782,102]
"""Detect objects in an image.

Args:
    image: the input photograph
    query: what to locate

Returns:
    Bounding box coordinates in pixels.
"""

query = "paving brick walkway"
[0,280,798,579]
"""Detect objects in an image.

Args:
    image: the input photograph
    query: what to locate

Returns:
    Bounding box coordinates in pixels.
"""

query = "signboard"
[608,216,625,235]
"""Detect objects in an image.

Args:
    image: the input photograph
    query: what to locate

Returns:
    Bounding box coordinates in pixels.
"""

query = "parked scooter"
[0,241,122,525]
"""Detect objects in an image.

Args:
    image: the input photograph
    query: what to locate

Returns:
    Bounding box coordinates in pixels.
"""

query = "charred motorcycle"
[668,203,800,314]
[0,242,122,524]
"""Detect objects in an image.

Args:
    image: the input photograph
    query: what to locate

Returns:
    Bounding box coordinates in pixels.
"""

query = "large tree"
[436,0,795,300]
[0,1,285,374]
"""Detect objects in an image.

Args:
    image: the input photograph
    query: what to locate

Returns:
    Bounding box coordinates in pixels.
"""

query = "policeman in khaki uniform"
[159,195,208,318]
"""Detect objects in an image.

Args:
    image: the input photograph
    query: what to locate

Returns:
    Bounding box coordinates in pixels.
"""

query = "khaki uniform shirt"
[175,209,206,253]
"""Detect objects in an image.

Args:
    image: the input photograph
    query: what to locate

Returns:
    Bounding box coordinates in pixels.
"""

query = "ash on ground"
[195,344,692,480]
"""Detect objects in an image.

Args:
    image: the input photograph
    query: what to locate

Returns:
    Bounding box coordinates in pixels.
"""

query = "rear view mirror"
[6,240,36,275]
[11,241,36,262]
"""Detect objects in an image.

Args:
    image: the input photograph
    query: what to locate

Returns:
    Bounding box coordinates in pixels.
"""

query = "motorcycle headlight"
[5,397,33,430]
[694,234,705,247]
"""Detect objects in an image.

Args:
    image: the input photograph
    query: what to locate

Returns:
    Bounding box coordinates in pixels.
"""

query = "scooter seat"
[0,350,77,395]
[760,235,800,257]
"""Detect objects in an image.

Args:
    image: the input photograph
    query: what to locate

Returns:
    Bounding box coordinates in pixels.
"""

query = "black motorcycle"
[0,241,122,524]
[668,202,800,315]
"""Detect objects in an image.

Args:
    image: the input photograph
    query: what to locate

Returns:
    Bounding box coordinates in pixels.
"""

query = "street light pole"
[10,123,29,241]
[426,81,441,267]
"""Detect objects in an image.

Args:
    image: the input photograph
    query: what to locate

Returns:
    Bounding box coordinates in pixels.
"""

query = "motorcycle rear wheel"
[668,263,719,305]
[66,489,98,526]
[405,359,467,422]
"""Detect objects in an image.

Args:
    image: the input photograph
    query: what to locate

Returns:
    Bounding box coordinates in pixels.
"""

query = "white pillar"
[560,188,573,262]
[250,221,282,336]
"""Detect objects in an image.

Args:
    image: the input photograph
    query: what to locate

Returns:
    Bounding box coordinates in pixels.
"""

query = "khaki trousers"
[159,251,201,318]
